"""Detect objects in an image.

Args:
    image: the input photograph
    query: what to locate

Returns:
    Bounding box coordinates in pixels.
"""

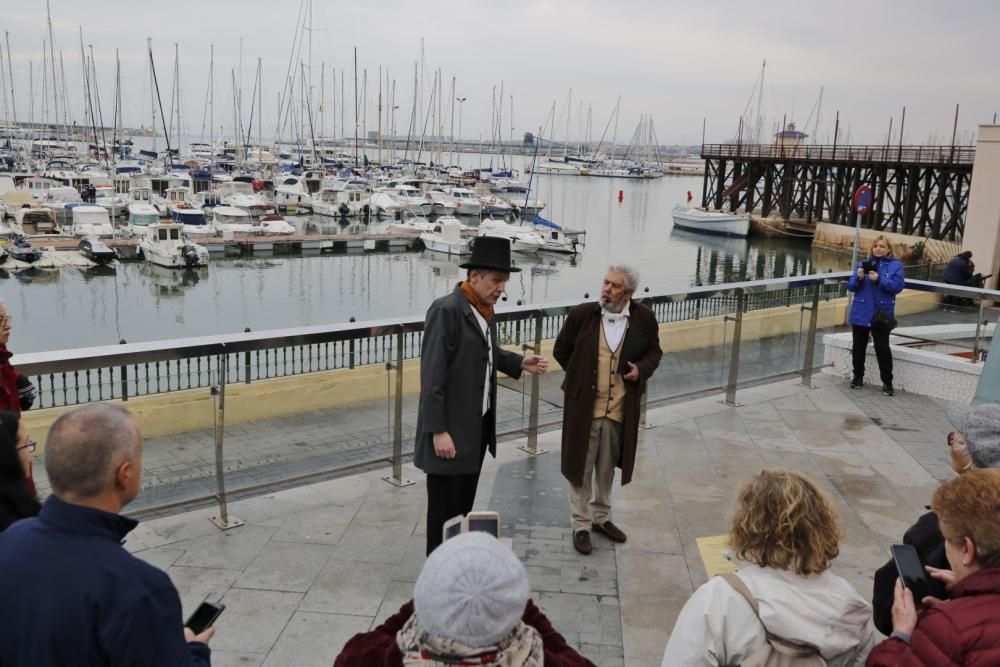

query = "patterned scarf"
[396,614,543,666]
[460,281,494,324]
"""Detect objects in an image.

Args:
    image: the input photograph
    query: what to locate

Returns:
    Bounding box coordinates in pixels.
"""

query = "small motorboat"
[419,219,471,256]
[78,236,118,265]
[138,222,210,269]
[671,204,750,237]
[7,236,43,264]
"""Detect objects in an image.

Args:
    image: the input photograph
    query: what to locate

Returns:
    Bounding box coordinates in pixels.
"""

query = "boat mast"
[45,0,61,142]
[3,32,16,136]
[377,65,382,165]
[352,47,358,166]
[449,75,455,166]
[148,39,173,165]
[209,44,214,155]
[89,44,109,167]
[754,59,765,143]
[112,49,120,164]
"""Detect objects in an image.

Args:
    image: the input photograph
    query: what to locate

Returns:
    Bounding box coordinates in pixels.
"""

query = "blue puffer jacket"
[847,255,905,327]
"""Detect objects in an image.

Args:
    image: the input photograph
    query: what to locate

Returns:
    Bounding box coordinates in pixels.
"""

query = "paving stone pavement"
[95,373,964,666]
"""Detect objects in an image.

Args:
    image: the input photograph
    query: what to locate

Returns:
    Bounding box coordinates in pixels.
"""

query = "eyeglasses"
[0,316,10,327]
[16,438,36,453]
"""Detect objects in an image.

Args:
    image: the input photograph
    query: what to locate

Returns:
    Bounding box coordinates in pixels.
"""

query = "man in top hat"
[415,236,548,555]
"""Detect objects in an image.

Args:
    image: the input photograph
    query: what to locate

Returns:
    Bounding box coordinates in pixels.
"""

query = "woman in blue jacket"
[846,236,905,395]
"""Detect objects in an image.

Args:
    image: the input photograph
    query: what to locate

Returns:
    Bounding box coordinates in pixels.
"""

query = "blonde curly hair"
[728,469,842,576]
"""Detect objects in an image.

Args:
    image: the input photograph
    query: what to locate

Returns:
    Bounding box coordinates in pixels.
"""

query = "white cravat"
[471,308,492,415]
[601,304,630,352]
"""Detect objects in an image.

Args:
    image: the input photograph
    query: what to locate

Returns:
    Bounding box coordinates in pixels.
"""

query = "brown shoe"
[593,520,627,543]
[573,530,592,555]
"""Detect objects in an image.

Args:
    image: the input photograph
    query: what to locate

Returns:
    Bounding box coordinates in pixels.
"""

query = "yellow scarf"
[460,281,494,324]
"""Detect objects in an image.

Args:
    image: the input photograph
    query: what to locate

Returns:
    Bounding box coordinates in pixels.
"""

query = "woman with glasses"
[0,410,40,532]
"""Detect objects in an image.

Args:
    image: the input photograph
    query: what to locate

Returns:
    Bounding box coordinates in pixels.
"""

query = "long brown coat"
[553,301,662,487]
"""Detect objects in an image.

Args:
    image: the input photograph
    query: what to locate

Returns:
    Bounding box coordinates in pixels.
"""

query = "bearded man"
[553,265,662,555]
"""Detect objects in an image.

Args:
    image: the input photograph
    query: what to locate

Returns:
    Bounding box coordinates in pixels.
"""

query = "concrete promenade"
[115,373,953,666]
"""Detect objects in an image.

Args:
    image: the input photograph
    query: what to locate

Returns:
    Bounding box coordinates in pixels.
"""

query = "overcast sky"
[1,0,997,147]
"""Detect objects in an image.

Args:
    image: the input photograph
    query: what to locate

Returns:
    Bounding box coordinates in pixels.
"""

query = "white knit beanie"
[413,532,529,648]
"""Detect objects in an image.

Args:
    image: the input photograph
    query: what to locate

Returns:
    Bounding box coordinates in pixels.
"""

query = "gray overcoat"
[414,285,524,476]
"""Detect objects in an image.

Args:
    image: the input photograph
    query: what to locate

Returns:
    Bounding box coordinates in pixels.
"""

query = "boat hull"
[671,206,750,238]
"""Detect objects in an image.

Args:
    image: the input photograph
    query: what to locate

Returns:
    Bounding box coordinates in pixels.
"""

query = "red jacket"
[0,345,21,414]
[334,599,595,666]
[866,567,1000,666]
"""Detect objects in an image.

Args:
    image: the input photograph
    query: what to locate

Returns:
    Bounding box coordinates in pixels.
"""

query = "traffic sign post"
[851,184,873,270]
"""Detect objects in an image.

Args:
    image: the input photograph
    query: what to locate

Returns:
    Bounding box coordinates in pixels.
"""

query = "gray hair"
[608,264,639,292]
[45,404,141,498]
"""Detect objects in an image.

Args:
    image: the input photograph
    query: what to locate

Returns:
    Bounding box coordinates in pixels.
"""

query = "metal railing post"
[383,327,414,487]
[519,311,548,456]
[723,288,745,406]
[800,282,822,387]
[119,339,128,401]
[243,327,252,383]
[210,350,244,530]
[972,298,986,364]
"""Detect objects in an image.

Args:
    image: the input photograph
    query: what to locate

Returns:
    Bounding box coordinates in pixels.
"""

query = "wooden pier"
[700,143,975,240]
[25,232,419,261]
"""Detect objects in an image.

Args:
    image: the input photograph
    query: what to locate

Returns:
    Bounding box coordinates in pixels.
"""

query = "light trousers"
[569,417,622,532]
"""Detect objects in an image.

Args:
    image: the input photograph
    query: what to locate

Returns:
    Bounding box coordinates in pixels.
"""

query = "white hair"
[607,264,639,292]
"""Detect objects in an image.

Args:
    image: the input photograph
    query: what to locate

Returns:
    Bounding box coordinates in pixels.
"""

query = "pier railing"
[14,272,1000,518]
[701,143,976,166]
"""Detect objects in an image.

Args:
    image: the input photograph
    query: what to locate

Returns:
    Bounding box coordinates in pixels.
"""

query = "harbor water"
[2,170,849,354]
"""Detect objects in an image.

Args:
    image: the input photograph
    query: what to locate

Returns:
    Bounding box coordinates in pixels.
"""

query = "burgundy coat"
[333,599,595,666]
[866,567,1000,666]
[0,345,22,415]
[553,301,661,487]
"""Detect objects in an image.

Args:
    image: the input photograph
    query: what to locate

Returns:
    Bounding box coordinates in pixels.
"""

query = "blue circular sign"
[853,184,873,214]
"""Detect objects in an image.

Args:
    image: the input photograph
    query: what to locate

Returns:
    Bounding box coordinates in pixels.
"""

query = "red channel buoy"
[617,190,624,202]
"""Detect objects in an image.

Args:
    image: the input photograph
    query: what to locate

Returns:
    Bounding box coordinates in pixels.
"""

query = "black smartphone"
[861,261,876,273]
[891,544,929,600]
[185,601,225,634]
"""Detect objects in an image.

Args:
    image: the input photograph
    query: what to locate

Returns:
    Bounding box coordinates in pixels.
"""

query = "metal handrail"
[700,143,976,166]
[13,271,999,376]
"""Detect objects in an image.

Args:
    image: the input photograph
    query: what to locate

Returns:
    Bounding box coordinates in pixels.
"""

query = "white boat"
[440,188,483,216]
[671,205,750,238]
[419,219,471,256]
[68,205,115,238]
[422,191,457,216]
[384,184,432,216]
[477,219,546,254]
[12,206,62,237]
[211,206,294,236]
[138,222,210,269]
[273,174,313,212]
[216,181,277,217]
[388,213,436,235]
[126,203,161,239]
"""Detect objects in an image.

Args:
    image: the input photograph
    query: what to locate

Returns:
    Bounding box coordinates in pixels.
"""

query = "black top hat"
[459,236,521,273]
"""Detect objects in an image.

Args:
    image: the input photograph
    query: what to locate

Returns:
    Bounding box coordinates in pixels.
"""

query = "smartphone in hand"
[185,601,225,635]
[891,544,930,600]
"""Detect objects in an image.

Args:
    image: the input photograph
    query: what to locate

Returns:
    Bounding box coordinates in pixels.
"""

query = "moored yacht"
[138,222,210,269]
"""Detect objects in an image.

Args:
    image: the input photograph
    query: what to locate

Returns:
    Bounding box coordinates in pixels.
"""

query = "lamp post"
[456,97,467,153]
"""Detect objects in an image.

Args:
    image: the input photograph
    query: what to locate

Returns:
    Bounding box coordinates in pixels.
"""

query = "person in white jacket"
[661,469,876,666]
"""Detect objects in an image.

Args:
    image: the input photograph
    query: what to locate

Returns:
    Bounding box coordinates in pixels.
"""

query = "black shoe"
[882,383,894,396]
[850,376,863,389]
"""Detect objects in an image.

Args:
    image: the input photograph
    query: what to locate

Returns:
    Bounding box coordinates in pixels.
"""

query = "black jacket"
[0,495,210,666]
[872,510,949,636]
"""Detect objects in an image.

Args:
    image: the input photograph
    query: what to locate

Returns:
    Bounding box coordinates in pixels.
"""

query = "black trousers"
[852,324,893,385]
[425,413,491,556]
